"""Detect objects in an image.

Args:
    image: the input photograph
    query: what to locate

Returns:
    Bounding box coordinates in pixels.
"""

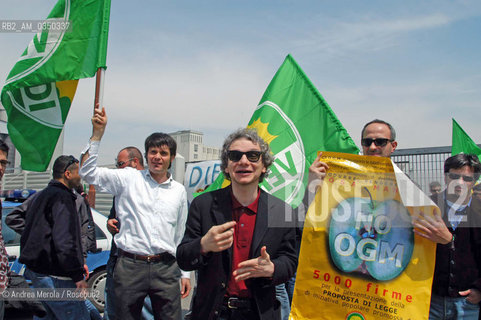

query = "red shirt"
[226,190,260,298]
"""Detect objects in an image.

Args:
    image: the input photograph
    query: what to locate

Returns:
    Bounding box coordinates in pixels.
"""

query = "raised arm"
[80,106,107,166]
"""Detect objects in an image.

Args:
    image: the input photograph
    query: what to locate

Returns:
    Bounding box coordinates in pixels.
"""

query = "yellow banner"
[290,152,437,320]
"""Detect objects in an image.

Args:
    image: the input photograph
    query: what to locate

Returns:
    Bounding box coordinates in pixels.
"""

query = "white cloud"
[292,13,455,57]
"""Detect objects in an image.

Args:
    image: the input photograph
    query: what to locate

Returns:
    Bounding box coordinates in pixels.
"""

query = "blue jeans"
[86,299,102,320]
[103,254,116,320]
[24,268,90,320]
[276,284,290,320]
[429,294,480,320]
[286,273,296,304]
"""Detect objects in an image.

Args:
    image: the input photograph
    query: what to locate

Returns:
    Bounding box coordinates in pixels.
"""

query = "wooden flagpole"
[87,68,106,208]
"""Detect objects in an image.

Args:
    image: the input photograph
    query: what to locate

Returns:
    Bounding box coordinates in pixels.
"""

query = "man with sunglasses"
[177,128,297,320]
[360,119,398,157]
[308,119,398,184]
[80,107,191,320]
[414,154,481,319]
[19,155,90,319]
[103,146,154,320]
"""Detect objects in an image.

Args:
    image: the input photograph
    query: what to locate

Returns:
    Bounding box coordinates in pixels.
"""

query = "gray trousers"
[112,254,181,320]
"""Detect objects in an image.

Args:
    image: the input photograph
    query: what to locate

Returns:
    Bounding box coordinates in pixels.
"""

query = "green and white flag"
[205,54,359,207]
[452,118,481,158]
[1,0,111,171]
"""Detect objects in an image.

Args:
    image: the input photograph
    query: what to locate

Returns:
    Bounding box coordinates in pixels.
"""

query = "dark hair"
[444,154,481,179]
[429,181,441,189]
[120,146,144,167]
[361,119,396,141]
[0,140,9,156]
[52,155,79,179]
[144,133,176,169]
[220,128,274,182]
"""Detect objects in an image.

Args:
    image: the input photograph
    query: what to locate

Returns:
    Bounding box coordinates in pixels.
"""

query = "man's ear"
[391,141,398,153]
[131,158,140,168]
[63,170,71,180]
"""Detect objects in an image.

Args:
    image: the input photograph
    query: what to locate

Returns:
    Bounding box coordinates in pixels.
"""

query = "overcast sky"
[1,0,481,165]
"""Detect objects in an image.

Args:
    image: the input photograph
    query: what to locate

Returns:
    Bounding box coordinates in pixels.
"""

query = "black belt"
[223,297,254,310]
[118,249,173,263]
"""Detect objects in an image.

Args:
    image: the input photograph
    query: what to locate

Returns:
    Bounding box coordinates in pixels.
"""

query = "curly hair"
[220,128,274,183]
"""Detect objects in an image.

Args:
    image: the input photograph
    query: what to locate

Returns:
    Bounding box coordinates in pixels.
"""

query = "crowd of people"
[0,108,479,320]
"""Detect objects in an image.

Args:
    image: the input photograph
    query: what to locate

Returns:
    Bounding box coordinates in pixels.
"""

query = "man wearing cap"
[19,155,89,320]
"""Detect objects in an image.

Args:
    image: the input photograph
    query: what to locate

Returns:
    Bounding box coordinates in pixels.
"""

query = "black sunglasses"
[116,158,135,168]
[447,172,476,182]
[63,156,79,172]
[361,138,393,147]
[0,160,10,167]
[227,150,262,162]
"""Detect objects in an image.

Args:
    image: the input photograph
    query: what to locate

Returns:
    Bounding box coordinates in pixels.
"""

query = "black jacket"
[430,192,481,297]
[176,186,297,320]
[19,180,85,282]
[7,189,97,261]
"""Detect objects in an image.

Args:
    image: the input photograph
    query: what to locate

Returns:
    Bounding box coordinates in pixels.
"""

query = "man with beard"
[19,155,89,319]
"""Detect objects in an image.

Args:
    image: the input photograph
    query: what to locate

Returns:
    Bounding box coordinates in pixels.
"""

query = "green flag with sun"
[204,54,359,208]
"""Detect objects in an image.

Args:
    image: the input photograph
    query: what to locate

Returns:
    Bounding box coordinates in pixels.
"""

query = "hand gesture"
[459,288,481,304]
[107,218,119,235]
[83,264,89,280]
[75,279,88,299]
[200,221,236,254]
[180,278,191,299]
[233,246,275,281]
[308,152,329,193]
[412,209,452,244]
[91,104,107,141]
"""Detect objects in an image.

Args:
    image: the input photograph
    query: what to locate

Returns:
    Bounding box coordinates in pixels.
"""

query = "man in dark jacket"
[6,185,97,264]
[19,155,90,320]
[415,154,481,319]
[177,129,297,320]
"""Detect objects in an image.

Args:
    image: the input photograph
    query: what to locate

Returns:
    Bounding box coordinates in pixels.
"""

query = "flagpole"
[94,68,105,108]
[87,67,106,208]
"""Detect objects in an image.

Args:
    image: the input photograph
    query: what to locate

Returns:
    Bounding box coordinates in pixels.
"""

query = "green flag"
[1,0,111,171]
[204,54,359,207]
[452,118,481,157]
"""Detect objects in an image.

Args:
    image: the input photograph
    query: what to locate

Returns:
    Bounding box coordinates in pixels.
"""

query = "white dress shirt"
[80,140,190,278]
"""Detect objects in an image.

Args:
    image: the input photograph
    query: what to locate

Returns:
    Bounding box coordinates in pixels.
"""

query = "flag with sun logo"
[203,54,359,208]
[1,0,111,171]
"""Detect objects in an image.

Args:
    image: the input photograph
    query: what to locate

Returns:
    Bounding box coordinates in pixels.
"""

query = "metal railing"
[392,146,452,193]
[4,145,479,213]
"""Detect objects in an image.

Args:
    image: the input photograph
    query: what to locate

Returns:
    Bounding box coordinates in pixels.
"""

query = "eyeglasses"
[63,156,78,172]
[0,160,10,167]
[227,150,262,162]
[361,138,393,147]
[116,158,135,168]
[446,172,476,182]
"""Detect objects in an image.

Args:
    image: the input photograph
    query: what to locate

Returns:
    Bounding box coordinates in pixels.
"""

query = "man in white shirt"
[80,106,191,320]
